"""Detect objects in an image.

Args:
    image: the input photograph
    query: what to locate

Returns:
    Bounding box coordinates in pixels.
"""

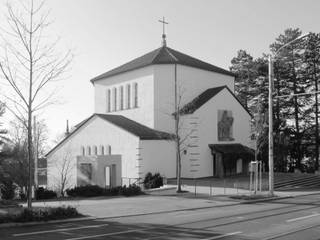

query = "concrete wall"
[180,88,252,178]
[47,116,140,191]
[93,66,155,128]
[138,140,176,179]
[153,64,235,133]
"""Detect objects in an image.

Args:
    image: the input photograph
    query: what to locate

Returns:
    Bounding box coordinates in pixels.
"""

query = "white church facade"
[46,38,254,190]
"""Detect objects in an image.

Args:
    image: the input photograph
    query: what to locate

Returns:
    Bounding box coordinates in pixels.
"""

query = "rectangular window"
[126,84,131,109]
[134,83,138,107]
[107,89,111,112]
[113,88,117,111]
[120,86,124,110]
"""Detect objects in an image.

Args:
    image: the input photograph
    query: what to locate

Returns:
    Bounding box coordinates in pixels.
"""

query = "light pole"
[268,33,311,196]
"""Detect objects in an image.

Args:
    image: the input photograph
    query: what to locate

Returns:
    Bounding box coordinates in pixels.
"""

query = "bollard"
[194,179,197,196]
[224,179,226,195]
[210,181,212,196]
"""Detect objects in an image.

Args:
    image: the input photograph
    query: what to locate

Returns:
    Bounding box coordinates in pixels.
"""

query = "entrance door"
[105,166,110,188]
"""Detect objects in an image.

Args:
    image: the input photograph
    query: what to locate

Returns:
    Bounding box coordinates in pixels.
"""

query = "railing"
[121,177,143,187]
[166,178,269,197]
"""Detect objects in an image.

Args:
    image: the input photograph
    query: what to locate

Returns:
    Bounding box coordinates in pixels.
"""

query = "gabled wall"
[46,116,140,191]
[180,88,252,178]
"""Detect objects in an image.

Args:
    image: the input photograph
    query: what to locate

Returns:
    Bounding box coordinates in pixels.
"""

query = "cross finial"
[158,17,168,46]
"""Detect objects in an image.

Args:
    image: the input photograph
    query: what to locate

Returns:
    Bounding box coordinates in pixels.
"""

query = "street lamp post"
[268,33,311,196]
[268,55,274,195]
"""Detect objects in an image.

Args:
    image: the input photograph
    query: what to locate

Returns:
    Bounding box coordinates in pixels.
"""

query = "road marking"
[286,213,320,223]
[201,231,242,240]
[13,223,109,237]
[65,229,144,240]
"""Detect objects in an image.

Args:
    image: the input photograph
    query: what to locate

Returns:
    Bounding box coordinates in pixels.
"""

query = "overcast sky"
[1,0,320,145]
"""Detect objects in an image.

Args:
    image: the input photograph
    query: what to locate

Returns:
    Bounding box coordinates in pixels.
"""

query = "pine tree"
[230,50,256,108]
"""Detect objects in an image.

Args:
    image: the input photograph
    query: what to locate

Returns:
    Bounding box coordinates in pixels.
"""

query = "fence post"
[224,179,226,195]
[236,180,239,195]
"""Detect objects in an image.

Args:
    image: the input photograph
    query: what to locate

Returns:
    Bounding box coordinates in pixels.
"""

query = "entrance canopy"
[208,143,254,156]
[209,143,255,176]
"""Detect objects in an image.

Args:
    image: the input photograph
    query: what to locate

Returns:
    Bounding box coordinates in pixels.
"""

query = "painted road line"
[201,231,242,240]
[65,229,145,240]
[13,223,109,237]
[286,213,320,223]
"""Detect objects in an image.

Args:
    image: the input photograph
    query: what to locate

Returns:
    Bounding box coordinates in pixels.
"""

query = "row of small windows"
[106,83,138,112]
[81,145,111,156]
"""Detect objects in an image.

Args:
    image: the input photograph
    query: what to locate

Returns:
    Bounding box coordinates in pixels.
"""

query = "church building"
[46,32,254,190]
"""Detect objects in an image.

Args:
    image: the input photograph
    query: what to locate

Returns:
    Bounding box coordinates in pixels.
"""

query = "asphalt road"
[2,193,320,240]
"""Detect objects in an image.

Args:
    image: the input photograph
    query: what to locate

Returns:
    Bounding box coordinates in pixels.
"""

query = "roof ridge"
[150,46,165,63]
[164,47,179,62]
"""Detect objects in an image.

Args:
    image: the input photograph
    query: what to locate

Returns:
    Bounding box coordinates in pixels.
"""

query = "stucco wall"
[93,66,155,128]
[153,64,235,133]
[139,140,176,179]
[180,88,252,178]
[47,116,140,191]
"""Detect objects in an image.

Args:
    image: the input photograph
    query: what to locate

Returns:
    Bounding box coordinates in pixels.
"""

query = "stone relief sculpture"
[218,110,234,141]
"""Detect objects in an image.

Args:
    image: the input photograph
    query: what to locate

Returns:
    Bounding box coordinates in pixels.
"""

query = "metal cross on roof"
[158,17,168,46]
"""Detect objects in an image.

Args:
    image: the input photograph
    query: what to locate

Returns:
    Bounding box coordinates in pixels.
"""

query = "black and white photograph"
[0,0,320,239]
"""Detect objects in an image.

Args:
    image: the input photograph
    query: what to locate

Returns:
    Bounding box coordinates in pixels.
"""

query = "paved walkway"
[28,194,238,218]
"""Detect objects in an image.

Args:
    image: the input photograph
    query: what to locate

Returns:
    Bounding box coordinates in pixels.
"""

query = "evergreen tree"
[270,28,314,170]
[230,50,256,108]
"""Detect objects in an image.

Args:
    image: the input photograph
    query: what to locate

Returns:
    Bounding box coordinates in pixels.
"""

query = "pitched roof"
[46,114,173,157]
[95,114,173,140]
[90,46,234,83]
[208,143,254,156]
[179,85,252,117]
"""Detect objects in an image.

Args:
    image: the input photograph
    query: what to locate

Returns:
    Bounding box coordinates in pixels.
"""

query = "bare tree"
[0,0,72,208]
[172,85,196,193]
[49,148,74,197]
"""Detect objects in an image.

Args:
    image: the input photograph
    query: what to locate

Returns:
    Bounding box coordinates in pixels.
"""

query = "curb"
[239,195,294,204]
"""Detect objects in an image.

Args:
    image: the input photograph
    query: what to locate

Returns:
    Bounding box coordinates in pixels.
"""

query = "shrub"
[35,187,57,200]
[66,185,104,197]
[0,179,16,200]
[143,172,163,189]
[119,184,142,196]
[0,206,80,224]
[66,184,143,197]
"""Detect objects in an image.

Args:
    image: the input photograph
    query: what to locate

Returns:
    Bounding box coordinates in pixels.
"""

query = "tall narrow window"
[120,86,124,110]
[87,146,91,156]
[81,146,85,156]
[126,84,131,109]
[133,83,138,108]
[100,145,104,155]
[93,146,98,155]
[113,87,117,111]
[108,145,112,155]
[107,89,111,112]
